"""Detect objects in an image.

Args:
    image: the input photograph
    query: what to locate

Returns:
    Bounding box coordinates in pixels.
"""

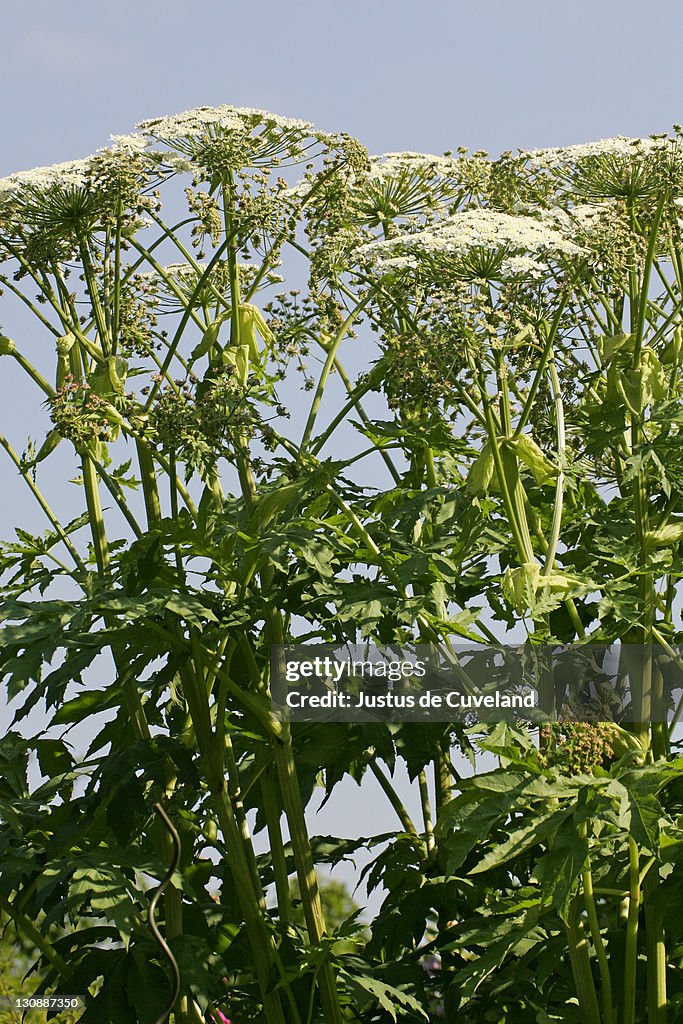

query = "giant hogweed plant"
[0,107,683,1023]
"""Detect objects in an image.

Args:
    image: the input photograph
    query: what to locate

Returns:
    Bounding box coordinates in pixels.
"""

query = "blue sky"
[3,0,683,176]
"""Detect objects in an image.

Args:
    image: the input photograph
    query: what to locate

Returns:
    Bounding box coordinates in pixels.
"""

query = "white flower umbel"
[0,156,94,198]
[137,105,313,140]
[526,135,671,170]
[361,208,584,265]
[367,151,469,180]
[0,136,152,201]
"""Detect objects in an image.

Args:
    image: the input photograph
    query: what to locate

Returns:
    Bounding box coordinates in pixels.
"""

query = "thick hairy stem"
[272,724,344,1024]
[182,658,286,1024]
[580,828,614,1024]
[418,770,435,853]
[632,445,654,745]
[81,454,110,575]
[136,439,163,523]
[211,788,286,1024]
[623,836,641,1024]
[268,628,343,1024]
[223,732,268,913]
[645,869,668,1024]
[434,744,453,815]
[260,766,292,927]
[628,197,667,747]
[566,897,602,1024]
[542,358,565,578]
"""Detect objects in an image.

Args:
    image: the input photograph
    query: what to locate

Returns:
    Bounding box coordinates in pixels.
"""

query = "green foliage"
[2,109,683,1022]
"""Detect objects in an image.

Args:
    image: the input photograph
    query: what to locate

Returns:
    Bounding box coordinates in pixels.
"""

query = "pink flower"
[211,1011,231,1024]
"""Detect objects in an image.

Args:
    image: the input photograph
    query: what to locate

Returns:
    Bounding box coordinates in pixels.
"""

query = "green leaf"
[469,807,571,875]
[344,971,428,1021]
[35,739,74,779]
[534,815,589,920]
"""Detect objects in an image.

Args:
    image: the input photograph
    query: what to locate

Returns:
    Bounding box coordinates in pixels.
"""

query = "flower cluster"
[524,133,683,205]
[138,105,313,141]
[526,135,671,170]
[146,368,268,471]
[48,376,116,447]
[544,200,641,283]
[361,207,584,283]
[116,279,159,357]
[137,105,320,179]
[547,721,615,774]
[379,330,465,411]
[351,150,478,228]
[0,136,159,256]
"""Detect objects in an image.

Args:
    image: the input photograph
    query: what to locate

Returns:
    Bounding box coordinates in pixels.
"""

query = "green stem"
[128,233,210,332]
[365,751,418,835]
[261,765,292,927]
[566,896,602,1024]
[645,869,668,1024]
[9,346,55,397]
[0,433,86,572]
[633,193,667,362]
[315,352,403,484]
[81,454,109,575]
[418,769,435,852]
[541,358,565,578]
[580,825,613,1024]
[79,241,110,356]
[434,741,454,815]
[223,732,269,913]
[143,226,241,412]
[623,836,641,1024]
[211,789,287,1024]
[299,293,372,454]
[272,722,344,1024]
[181,654,287,1023]
[136,439,162,523]
[0,894,68,975]
[513,293,571,439]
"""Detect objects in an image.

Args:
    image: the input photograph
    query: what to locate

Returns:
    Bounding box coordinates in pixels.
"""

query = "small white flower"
[373,254,420,272]
[500,255,545,278]
[108,134,148,154]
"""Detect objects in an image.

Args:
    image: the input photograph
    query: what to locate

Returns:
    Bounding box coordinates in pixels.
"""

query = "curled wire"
[149,802,182,1024]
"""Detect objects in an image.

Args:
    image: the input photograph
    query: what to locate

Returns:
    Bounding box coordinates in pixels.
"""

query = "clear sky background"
[2,0,683,176]
[2,0,683,915]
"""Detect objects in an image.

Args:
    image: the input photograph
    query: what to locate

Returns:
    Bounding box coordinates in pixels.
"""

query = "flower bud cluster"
[147,368,267,470]
[48,376,115,447]
[546,721,615,774]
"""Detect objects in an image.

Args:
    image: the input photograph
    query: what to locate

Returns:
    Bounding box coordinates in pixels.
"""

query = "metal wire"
[149,802,182,1024]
